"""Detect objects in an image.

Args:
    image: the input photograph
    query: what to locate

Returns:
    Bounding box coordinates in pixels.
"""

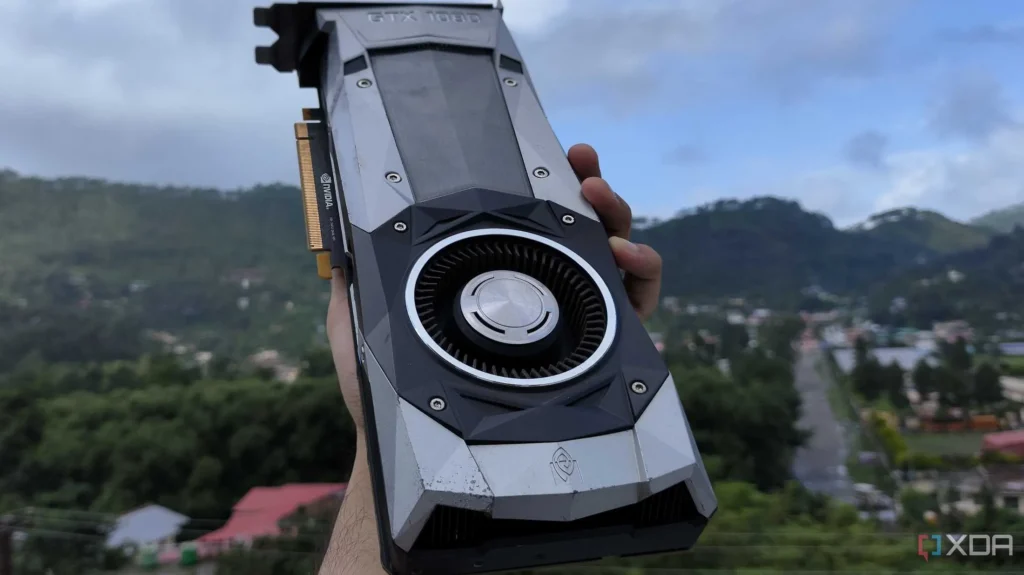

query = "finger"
[582,177,632,240]
[567,143,601,181]
[609,237,662,320]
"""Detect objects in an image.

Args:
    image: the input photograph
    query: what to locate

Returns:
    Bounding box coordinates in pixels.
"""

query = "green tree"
[933,365,971,408]
[912,359,935,396]
[146,353,200,386]
[854,336,870,366]
[207,354,241,380]
[11,510,125,575]
[675,365,806,490]
[973,363,1004,406]
[943,336,973,373]
[301,347,336,378]
[851,356,885,401]
[718,322,749,360]
[883,361,910,409]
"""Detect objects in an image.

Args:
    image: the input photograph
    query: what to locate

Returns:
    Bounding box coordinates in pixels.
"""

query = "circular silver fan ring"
[405,228,618,388]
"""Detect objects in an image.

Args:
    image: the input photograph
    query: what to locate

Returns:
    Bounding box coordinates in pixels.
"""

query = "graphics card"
[254,2,717,573]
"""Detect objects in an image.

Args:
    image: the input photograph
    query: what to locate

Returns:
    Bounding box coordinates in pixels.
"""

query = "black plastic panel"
[398,481,711,575]
[349,189,670,444]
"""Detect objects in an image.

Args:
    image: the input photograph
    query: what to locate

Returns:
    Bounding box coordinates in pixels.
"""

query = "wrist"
[353,427,368,457]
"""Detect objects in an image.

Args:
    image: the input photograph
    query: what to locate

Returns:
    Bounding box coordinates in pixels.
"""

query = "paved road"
[791,346,857,505]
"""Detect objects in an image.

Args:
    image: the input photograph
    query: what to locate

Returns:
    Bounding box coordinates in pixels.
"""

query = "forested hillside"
[973,201,1024,233]
[868,227,1024,329]
[0,170,1014,369]
[851,207,993,255]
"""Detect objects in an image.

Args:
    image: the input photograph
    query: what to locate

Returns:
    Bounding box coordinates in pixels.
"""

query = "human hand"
[326,143,664,431]
[567,143,663,321]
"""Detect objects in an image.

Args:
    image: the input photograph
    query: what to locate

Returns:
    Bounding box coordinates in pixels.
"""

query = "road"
[791,345,857,505]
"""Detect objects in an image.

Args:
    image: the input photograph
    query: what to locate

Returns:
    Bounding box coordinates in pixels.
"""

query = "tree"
[105,363,141,391]
[913,359,935,396]
[675,365,806,491]
[933,365,971,408]
[146,353,200,386]
[974,363,1004,406]
[854,336,870,367]
[301,347,336,378]
[852,356,885,401]
[11,510,125,575]
[943,336,972,373]
[207,355,241,380]
[759,316,805,363]
[883,361,910,409]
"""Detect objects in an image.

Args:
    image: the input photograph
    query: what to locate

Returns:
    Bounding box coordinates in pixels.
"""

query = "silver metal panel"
[362,342,404,539]
[496,22,600,222]
[320,11,417,232]
[320,6,502,51]
[317,0,499,7]
[469,430,644,521]
[369,356,714,549]
[634,375,718,517]
[393,398,493,549]
[319,5,600,232]
[366,346,493,552]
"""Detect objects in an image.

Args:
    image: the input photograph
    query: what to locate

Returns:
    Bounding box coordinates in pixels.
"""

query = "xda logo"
[550,447,576,482]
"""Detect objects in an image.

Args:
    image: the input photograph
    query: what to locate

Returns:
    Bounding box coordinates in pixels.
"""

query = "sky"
[1,0,1023,227]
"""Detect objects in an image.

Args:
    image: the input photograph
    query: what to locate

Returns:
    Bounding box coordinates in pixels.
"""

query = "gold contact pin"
[294,122,324,251]
[316,252,333,280]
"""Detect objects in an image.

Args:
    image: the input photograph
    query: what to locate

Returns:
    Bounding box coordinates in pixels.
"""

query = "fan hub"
[460,271,559,345]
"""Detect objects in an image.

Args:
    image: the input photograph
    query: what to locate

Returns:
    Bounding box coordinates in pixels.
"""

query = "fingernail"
[610,236,640,254]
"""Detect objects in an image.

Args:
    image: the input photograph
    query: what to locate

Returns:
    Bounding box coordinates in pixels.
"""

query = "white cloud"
[877,124,1024,218]
[763,122,1024,226]
[0,0,919,191]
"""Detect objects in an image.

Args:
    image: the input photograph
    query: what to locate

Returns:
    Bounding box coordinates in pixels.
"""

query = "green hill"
[1,169,1017,369]
[850,207,993,255]
[868,227,1024,329]
[0,170,327,370]
[632,198,925,307]
[972,202,1024,233]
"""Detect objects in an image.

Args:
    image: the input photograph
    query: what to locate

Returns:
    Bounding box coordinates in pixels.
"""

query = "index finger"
[581,177,632,240]
[567,143,601,180]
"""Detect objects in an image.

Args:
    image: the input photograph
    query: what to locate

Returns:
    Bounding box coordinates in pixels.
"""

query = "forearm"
[320,433,388,575]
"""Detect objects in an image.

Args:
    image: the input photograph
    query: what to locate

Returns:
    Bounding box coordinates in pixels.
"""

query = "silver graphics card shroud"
[254,3,717,573]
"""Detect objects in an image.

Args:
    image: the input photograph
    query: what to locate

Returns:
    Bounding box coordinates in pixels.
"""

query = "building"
[1002,377,1024,403]
[831,347,937,375]
[1000,342,1024,357]
[933,320,973,343]
[196,483,346,556]
[106,504,189,551]
[985,466,1024,514]
[248,349,300,383]
[982,430,1024,458]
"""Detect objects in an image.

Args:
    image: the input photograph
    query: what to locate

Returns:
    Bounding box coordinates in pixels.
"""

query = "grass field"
[902,431,987,455]
[977,354,1024,375]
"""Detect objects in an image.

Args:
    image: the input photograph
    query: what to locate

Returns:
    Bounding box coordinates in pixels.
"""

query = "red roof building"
[196,483,346,556]
[982,430,1024,458]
